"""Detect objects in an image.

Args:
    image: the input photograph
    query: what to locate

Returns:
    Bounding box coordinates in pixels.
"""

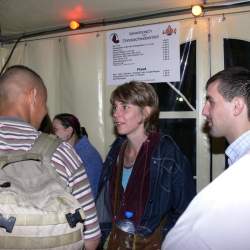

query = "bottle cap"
[124,211,134,219]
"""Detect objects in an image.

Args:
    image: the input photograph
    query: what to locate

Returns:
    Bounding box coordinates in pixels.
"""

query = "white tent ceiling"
[0,0,249,40]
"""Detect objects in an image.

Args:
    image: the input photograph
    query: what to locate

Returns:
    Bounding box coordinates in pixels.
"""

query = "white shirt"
[226,130,250,166]
[162,153,250,250]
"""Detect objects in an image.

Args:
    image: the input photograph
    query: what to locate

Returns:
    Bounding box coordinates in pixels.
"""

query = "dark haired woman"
[96,81,196,249]
[52,113,103,198]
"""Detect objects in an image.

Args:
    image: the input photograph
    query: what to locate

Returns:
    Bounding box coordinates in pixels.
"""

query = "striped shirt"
[0,117,101,240]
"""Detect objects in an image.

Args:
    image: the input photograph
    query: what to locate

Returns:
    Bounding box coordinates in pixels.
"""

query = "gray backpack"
[0,133,85,250]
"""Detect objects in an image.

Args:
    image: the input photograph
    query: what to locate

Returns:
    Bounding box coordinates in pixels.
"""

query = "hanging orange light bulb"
[69,20,80,30]
[191,5,204,17]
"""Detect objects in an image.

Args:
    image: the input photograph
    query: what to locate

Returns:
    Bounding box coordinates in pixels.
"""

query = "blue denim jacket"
[96,133,196,242]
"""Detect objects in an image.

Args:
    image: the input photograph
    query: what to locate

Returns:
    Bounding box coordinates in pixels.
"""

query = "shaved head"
[0,65,45,102]
[0,65,48,129]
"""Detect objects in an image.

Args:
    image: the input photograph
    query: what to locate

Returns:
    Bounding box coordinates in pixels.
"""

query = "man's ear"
[233,97,245,116]
[28,88,38,106]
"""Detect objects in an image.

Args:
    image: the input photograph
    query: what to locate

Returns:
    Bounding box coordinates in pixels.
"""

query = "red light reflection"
[64,5,86,21]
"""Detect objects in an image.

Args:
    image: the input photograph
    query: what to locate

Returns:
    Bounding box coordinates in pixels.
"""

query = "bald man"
[0,65,48,129]
[0,65,101,250]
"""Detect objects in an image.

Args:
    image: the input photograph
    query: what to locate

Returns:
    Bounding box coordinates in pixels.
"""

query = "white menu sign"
[106,22,180,85]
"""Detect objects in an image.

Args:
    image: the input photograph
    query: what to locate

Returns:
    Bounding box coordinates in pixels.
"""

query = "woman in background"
[96,81,196,249]
[53,113,103,198]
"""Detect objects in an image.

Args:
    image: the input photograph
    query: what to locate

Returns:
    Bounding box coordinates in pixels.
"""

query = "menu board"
[106,22,180,85]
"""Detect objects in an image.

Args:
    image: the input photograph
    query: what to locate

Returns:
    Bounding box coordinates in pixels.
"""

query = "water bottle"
[116,210,136,234]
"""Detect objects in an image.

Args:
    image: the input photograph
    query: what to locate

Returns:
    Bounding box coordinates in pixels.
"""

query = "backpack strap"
[0,133,61,169]
[29,133,62,159]
[0,152,41,169]
[29,133,69,189]
[0,132,67,188]
[31,133,85,226]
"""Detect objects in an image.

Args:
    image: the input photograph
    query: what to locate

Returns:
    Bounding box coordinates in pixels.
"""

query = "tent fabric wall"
[1,40,61,118]
[1,33,107,158]
[1,6,250,191]
[57,33,106,158]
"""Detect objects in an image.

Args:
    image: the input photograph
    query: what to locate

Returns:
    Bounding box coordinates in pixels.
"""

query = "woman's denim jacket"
[96,133,196,242]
